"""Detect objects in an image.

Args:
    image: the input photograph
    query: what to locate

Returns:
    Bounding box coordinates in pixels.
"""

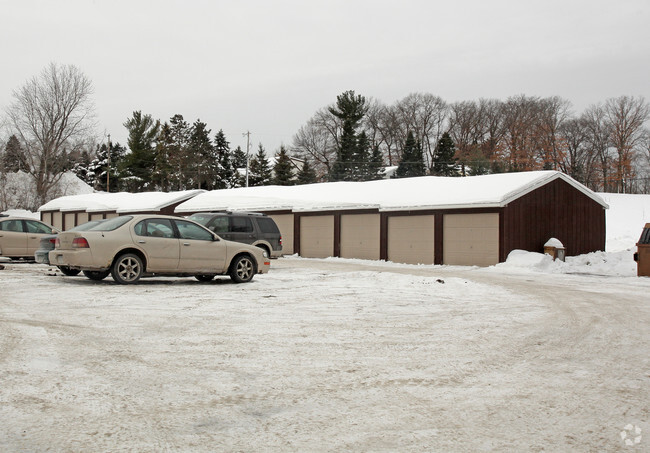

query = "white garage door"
[387,215,435,265]
[268,214,294,255]
[300,215,334,258]
[443,213,499,266]
[340,214,380,260]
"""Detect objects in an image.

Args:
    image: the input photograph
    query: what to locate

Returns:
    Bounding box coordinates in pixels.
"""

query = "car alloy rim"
[237,258,253,279]
[118,257,140,281]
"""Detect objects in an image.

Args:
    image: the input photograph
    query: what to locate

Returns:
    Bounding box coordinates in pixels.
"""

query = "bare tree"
[291,107,341,179]
[394,93,448,170]
[536,96,573,169]
[603,96,650,192]
[4,63,96,208]
[582,104,613,191]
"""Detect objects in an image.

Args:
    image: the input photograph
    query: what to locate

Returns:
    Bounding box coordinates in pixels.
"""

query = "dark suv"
[188,212,283,258]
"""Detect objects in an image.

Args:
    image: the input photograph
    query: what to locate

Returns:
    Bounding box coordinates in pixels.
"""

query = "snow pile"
[599,192,650,252]
[0,209,40,219]
[493,249,637,277]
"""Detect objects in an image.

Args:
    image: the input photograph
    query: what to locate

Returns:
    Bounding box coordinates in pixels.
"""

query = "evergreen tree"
[354,131,372,180]
[152,123,175,191]
[188,119,213,189]
[71,150,94,186]
[89,142,126,192]
[368,144,385,180]
[214,130,237,188]
[168,114,190,189]
[296,159,318,185]
[249,144,272,186]
[123,111,160,191]
[329,90,368,181]
[432,132,458,176]
[232,146,247,170]
[394,131,426,178]
[2,135,28,172]
[273,146,295,185]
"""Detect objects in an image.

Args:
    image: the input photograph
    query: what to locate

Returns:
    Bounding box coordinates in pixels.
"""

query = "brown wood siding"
[502,179,605,257]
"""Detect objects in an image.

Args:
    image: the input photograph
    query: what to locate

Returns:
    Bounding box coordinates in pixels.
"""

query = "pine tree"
[2,135,28,173]
[71,150,93,186]
[232,146,247,170]
[354,131,371,180]
[296,159,318,185]
[432,132,458,176]
[329,90,368,181]
[188,119,213,189]
[123,111,160,191]
[249,144,272,186]
[153,123,175,191]
[89,142,126,191]
[168,114,190,189]
[368,144,385,180]
[214,130,237,189]
[273,146,295,185]
[394,131,426,178]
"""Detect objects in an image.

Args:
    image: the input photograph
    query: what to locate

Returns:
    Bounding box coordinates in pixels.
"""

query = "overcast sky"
[1,0,649,154]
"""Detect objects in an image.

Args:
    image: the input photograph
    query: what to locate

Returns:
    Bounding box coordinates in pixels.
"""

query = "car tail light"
[72,237,90,248]
[49,238,57,244]
[55,237,60,248]
[279,236,282,246]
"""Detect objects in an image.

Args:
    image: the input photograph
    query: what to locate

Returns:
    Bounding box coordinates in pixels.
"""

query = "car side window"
[208,216,229,233]
[231,216,253,233]
[135,219,175,238]
[0,220,24,232]
[175,220,214,241]
[25,220,53,234]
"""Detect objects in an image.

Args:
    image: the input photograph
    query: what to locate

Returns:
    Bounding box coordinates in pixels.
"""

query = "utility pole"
[243,131,251,187]
[106,133,111,193]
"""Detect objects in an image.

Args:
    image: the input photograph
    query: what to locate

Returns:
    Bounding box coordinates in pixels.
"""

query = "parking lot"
[1,257,649,451]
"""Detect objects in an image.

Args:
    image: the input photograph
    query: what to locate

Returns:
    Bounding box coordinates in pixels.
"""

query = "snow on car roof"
[175,171,608,213]
[38,189,205,213]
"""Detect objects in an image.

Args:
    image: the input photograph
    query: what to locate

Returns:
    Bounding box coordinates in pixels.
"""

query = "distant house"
[38,190,204,231]
[175,171,607,266]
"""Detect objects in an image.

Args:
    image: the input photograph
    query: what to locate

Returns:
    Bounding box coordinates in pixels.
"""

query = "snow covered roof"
[38,189,205,213]
[175,171,608,213]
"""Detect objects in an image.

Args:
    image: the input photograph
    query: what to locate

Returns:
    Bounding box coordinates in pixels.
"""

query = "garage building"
[38,190,204,231]
[175,171,607,266]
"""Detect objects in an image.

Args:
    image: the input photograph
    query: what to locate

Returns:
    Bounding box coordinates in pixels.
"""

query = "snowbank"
[599,192,650,252]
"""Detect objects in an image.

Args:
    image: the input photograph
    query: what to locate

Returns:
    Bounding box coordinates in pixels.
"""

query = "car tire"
[58,266,81,276]
[229,255,255,283]
[195,274,215,282]
[83,270,110,281]
[111,253,143,284]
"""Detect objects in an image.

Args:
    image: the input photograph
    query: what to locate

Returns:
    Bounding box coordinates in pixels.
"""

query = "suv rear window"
[257,217,280,234]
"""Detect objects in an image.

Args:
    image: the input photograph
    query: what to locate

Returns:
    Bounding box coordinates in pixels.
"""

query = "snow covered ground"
[1,191,649,451]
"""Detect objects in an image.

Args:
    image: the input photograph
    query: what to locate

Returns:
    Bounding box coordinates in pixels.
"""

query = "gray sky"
[1,0,649,154]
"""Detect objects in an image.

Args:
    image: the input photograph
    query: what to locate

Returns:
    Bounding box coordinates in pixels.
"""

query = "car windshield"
[85,216,132,231]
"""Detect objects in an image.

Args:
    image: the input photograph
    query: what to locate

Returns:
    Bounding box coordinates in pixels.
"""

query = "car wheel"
[229,255,255,283]
[83,270,110,281]
[195,274,215,282]
[111,253,143,284]
[58,266,81,276]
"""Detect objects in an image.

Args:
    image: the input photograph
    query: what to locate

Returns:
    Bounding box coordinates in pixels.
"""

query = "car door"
[0,219,28,256]
[132,219,180,272]
[174,219,226,272]
[24,220,55,255]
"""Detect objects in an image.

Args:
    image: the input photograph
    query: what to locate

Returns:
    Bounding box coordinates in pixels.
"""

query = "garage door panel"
[387,215,435,265]
[340,214,380,260]
[268,214,294,255]
[300,215,334,258]
[443,213,498,266]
